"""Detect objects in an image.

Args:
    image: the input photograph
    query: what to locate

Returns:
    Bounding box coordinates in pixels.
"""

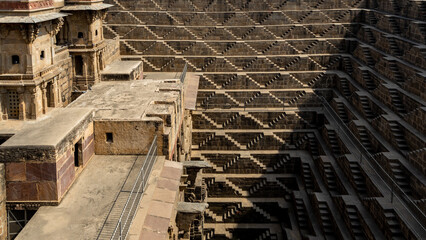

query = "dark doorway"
[74,139,82,167]
[46,81,54,107]
[75,55,83,76]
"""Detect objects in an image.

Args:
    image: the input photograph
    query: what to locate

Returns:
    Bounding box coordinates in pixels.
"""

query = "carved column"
[30,87,38,119]
[83,55,89,89]
[50,18,64,65]
[41,84,48,114]
[20,24,40,74]
[17,87,26,120]
[53,77,59,107]
[0,89,7,120]
[0,89,5,120]
[0,25,11,74]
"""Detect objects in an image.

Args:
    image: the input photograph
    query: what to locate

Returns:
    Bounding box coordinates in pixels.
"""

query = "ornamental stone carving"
[19,24,41,43]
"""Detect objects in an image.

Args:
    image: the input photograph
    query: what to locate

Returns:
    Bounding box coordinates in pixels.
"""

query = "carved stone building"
[0,0,121,120]
[0,0,144,237]
[0,0,425,239]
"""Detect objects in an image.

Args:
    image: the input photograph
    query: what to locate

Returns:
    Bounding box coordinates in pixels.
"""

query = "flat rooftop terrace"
[101,60,142,75]
[0,108,92,147]
[15,155,155,240]
[69,74,183,120]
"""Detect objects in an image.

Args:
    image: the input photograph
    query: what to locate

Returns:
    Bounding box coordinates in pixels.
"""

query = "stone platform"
[101,60,143,81]
[15,155,144,240]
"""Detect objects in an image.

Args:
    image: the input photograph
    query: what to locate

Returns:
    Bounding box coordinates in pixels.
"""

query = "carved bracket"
[51,17,64,36]
[86,10,107,23]
[20,24,41,43]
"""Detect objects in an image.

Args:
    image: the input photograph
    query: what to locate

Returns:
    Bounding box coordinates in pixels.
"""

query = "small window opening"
[12,55,19,64]
[74,140,82,167]
[78,32,83,38]
[40,51,45,60]
[106,132,113,143]
[95,30,98,36]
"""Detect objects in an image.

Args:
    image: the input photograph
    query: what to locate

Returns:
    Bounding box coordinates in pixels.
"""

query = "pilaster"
[17,87,26,120]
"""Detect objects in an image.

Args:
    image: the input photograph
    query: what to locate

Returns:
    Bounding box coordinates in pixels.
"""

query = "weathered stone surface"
[176,202,208,214]
[143,215,170,233]
[5,162,26,181]
[156,178,180,191]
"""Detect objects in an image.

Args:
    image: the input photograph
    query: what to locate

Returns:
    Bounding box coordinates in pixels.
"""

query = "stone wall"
[0,29,74,120]
[54,46,74,106]
[0,21,62,75]
[1,115,94,203]
[100,39,120,69]
[55,121,94,200]
[0,164,6,240]
[94,120,163,155]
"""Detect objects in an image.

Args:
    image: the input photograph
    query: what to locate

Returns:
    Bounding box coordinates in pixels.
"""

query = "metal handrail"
[97,135,158,240]
[320,97,425,236]
[111,135,158,240]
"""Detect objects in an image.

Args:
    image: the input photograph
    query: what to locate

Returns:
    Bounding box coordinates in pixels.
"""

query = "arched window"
[95,30,98,36]
[12,55,19,64]
[40,51,45,60]
[78,32,83,38]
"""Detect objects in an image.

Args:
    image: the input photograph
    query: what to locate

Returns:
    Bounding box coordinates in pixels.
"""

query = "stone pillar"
[0,90,3,121]
[53,77,59,107]
[30,87,38,119]
[90,53,98,85]
[83,56,89,89]
[0,49,3,74]
[41,84,48,114]
[0,90,7,120]
[17,87,26,120]
[50,32,55,65]
[0,164,7,240]
[99,51,104,71]
[25,43,33,74]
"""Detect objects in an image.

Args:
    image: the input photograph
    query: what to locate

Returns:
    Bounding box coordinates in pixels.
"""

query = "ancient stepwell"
[103,0,425,239]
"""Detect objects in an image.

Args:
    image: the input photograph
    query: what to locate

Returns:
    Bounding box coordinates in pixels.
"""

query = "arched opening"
[75,55,83,76]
